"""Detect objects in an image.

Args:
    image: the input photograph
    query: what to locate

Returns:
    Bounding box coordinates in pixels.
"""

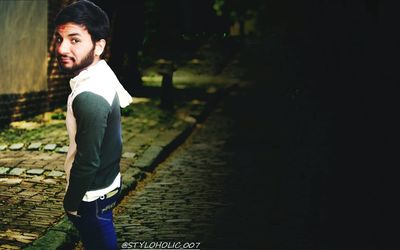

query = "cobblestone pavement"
[21,34,391,250]
[0,98,213,250]
[0,38,240,249]
[113,104,235,250]
[106,42,272,250]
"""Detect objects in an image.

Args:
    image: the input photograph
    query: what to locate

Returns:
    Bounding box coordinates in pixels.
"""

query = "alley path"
[112,42,272,250]
[114,99,235,249]
[72,27,394,250]
[110,36,333,250]
[113,85,269,250]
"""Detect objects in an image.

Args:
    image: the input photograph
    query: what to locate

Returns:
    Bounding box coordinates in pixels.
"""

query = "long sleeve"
[63,92,111,211]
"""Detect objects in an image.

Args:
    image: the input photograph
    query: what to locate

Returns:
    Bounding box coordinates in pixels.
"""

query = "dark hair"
[54,0,110,42]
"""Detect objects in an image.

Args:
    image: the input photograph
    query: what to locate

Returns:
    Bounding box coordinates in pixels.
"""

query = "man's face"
[55,22,96,75]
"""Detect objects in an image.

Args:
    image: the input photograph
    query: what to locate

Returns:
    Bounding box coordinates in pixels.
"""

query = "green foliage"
[215,0,264,21]
[121,106,135,117]
[213,0,225,16]
[143,0,161,46]
[0,121,66,145]
[51,112,65,120]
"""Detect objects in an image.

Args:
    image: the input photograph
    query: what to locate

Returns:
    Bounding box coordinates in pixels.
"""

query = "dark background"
[96,0,398,248]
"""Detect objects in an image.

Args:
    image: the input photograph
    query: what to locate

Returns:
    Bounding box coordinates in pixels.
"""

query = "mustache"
[57,55,75,61]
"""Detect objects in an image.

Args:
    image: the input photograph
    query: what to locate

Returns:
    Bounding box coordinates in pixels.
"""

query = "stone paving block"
[19,182,35,188]
[47,170,64,177]
[0,167,10,174]
[25,176,45,183]
[172,120,184,129]
[43,162,64,171]
[121,175,137,188]
[56,146,68,153]
[43,144,57,151]
[124,168,143,179]
[19,190,39,197]
[133,145,163,170]
[0,178,22,185]
[122,152,136,159]
[8,168,26,176]
[124,138,146,152]
[0,157,16,166]
[26,169,45,175]
[146,145,164,156]
[28,142,42,150]
[153,129,181,147]
[42,179,58,185]
[9,143,24,151]
[0,230,39,246]
[182,115,197,124]
[0,145,7,151]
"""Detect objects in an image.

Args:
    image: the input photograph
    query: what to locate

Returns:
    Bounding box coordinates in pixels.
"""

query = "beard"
[57,46,95,74]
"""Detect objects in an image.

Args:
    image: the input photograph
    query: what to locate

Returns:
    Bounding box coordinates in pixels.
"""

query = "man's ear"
[95,39,106,56]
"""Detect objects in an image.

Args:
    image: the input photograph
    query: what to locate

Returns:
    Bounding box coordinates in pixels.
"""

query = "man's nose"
[56,40,69,55]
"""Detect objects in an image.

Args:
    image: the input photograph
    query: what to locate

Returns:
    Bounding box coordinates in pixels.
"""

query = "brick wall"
[47,0,76,109]
[0,0,74,127]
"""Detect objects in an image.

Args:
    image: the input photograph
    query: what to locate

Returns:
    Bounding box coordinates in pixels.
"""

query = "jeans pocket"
[97,196,118,213]
[95,188,120,220]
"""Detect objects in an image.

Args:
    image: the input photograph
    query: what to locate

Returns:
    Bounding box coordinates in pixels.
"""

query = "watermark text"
[121,241,201,250]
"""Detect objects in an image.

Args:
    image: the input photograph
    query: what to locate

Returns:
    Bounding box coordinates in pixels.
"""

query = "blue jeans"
[67,188,120,250]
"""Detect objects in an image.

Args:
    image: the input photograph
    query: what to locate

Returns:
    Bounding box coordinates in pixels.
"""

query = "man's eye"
[71,39,80,44]
[56,37,62,43]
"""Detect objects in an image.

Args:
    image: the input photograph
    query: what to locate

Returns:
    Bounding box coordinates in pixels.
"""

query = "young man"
[54,1,132,249]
